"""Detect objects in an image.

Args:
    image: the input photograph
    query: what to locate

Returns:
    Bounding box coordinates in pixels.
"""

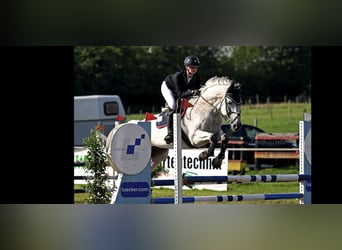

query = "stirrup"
[164,134,173,144]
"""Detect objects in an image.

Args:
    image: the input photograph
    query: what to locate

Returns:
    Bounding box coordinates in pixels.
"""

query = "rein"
[194,93,240,123]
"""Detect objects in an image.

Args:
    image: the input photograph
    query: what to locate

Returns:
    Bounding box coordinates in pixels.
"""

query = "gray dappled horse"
[150,76,242,172]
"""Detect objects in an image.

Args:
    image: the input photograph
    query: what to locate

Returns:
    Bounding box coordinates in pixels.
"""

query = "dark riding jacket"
[164,70,201,99]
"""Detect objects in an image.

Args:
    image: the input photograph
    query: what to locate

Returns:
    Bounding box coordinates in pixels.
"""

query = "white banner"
[156,148,228,191]
[75,147,228,191]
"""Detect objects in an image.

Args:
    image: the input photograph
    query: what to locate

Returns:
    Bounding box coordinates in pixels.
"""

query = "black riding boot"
[164,109,175,144]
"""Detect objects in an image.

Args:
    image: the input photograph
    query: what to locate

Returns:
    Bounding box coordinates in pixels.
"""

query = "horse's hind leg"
[151,147,169,173]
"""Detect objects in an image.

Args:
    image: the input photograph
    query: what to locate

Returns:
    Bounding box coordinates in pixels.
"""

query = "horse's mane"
[200,76,234,92]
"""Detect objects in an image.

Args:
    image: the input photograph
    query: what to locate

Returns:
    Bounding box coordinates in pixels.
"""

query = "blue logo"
[126,134,146,154]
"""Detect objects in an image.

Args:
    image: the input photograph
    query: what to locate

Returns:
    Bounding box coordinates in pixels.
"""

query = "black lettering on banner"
[186,157,192,169]
[162,155,223,170]
[193,157,198,169]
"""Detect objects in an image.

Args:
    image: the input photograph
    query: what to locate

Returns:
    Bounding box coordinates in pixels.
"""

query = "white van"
[74,95,126,146]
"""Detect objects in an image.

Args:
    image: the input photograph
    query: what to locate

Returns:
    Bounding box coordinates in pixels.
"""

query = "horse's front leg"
[198,133,220,161]
[212,133,229,169]
[189,130,223,163]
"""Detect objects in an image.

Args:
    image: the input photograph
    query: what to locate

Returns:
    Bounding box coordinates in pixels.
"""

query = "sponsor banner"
[156,148,228,191]
[75,147,228,191]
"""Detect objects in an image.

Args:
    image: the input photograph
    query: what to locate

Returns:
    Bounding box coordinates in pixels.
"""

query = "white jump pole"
[299,115,311,204]
[173,113,183,204]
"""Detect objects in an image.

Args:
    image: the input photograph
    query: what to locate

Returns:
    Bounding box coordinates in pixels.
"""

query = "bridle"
[190,86,241,123]
[221,90,241,123]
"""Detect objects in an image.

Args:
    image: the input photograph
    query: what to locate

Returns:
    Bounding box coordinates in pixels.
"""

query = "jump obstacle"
[106,114,311,204]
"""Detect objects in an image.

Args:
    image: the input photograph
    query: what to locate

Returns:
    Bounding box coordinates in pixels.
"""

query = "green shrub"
[83,127,112,204]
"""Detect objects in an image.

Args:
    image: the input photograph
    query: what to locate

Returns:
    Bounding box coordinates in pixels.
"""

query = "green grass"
[240,102,311,133]
[74,184,88,204]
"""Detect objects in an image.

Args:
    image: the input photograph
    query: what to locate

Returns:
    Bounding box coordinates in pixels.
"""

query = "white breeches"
[161,81,176,110]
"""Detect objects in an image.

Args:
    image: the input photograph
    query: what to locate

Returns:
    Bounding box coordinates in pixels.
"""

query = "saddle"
[156,98,191,129]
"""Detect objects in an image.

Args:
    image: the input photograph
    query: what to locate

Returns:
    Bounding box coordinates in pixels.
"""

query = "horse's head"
[221,81,242,131]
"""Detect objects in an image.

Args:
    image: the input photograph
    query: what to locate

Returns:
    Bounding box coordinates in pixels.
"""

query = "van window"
[104,102,119,115]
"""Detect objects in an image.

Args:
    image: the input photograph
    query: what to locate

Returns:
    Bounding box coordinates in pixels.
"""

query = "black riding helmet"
[184,55,200,67]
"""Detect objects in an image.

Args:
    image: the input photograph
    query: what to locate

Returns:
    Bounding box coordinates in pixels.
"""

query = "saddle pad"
[156,112,167,128]
[156,109,187,129]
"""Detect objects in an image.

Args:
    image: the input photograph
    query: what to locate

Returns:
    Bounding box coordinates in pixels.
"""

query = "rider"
[161,55,202,144]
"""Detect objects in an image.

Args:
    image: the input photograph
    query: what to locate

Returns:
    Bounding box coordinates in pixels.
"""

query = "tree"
[74,46,311,111]
[229,46,311,102]
[83,127,112,204]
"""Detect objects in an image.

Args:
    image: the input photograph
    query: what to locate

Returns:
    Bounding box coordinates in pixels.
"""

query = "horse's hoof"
[164,135,173,144]
[199,151,208,160]
[212,158,222,169]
